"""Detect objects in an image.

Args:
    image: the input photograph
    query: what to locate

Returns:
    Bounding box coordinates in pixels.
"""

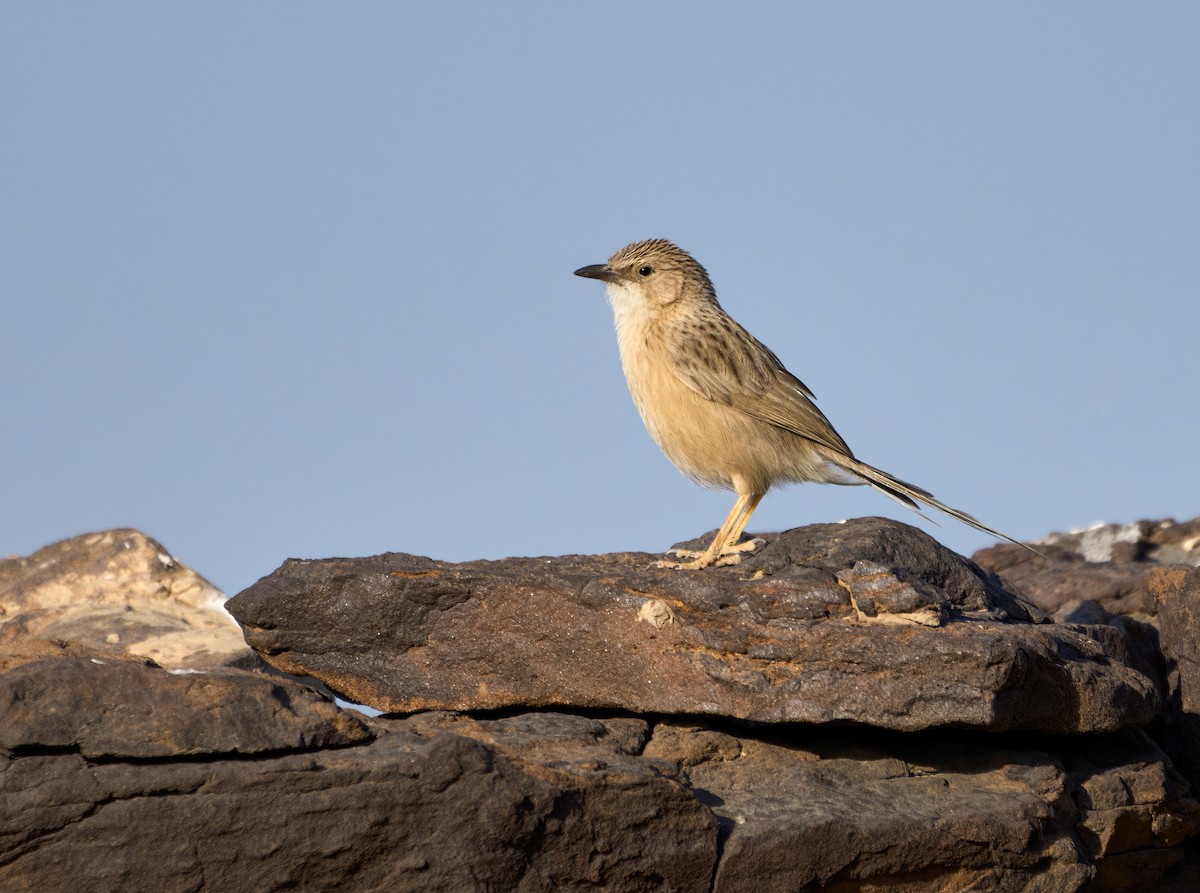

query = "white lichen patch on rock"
[1077,522,1146,563]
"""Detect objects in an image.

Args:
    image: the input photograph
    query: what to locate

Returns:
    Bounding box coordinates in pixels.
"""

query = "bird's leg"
[658,493,748,567]
[659,491,766,569]
[719,491,765,555]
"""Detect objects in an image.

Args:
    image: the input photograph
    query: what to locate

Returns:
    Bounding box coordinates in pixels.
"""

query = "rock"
[0,712,718,893]
[0,657,370,758]
[653,721,1090,893]
[396,711,718,889]
[977,519,1200,795]
[973,518,1200,617]
[4,704,1196,892]
[1154,567,1200,789]
[1054,598,1113,626]
[695,722,1200,893]
[1066,730,1200,892]
[6,522,1200,890]
[0,529,252,671]
[400,715,1200,893]
[1034,519,1200,566]
[1147,518,1200,567]
[228,518,1159,734]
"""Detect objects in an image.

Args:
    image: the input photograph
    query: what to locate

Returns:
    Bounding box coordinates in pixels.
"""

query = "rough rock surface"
[1155,566,1200,791]
[0,657,369,758]
[680,723,1200,893]
[0,529,251,671]
[6,519,1200,891]
[974,518,1200,618]
[229,518,1159,734]
[3,705,1198,892]
[977,519,1200,795]
[0,712,718,893]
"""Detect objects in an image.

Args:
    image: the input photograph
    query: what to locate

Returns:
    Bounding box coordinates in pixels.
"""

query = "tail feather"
[823,451,1031,551]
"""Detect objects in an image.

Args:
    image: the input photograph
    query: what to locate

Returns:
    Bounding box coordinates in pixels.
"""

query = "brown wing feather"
[667,310,854,457]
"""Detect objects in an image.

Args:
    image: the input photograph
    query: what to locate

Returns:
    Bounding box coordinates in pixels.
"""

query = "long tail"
[821,450,1031,550]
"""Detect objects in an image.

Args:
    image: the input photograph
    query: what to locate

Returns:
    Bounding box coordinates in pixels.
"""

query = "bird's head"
[574,239,717,313]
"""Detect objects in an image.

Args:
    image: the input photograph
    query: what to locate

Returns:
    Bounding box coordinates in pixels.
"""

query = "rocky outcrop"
[4,519,1200,891]
[228,519,1157,734]
[976,520,1200,797]
[974,518,1200,619]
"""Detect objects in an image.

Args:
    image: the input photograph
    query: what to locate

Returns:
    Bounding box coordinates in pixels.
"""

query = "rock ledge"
[229,518,1159,734]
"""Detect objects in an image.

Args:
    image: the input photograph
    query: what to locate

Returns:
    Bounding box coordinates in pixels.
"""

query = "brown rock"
[1145,518,1200,566]
[228,518,1159,734]
[6,522,1197,891]
[406,714,1200,892]
[7,697,1196,893]
[396,711,718,890]
[973,518,1200,617]
[0,529,252,671]
[1154,566,1200,788]
[0,615,133,669]
[1067,730,1200,892]
[676,729,1089,893]
[977,518,1200,797]
[1,644,1194,893]
[1156,567,1200,715]
[0,657,370,758]
[0,714,718,893]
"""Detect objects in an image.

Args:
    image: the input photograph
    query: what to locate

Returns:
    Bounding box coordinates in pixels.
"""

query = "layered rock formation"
[230,519,1155,734]
[3,518,1200,891]
[977,520,1200,799]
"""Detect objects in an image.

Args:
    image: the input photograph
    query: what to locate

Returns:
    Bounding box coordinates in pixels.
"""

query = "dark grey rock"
[0,657,370,758]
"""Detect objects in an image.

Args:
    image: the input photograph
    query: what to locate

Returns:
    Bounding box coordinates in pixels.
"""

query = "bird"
[574,238,1024,569]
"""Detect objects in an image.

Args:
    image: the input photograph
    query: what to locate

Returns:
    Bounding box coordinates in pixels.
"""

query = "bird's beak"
[574,263,616,283]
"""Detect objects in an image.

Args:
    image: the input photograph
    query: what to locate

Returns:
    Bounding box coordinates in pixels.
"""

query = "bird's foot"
[667,537,765,561]
[657,537,765,570]
[654,554,717,570]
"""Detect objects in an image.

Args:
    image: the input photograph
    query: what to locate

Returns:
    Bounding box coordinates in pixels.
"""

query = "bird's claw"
[658,537,766,570]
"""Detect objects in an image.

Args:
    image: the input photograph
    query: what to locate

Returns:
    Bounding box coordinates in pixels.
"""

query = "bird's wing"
[668,314,855,458]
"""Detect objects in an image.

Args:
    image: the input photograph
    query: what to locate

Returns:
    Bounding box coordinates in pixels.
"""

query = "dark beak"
[574,263,616,283]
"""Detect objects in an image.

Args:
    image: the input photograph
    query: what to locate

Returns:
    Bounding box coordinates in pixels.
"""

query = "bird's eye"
[638,265,653,277]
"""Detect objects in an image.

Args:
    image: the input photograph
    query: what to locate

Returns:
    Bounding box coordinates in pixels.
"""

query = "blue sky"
[4,4,1197,596]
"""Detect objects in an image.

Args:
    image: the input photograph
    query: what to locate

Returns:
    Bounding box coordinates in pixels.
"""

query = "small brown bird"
[575,238,1021,569]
